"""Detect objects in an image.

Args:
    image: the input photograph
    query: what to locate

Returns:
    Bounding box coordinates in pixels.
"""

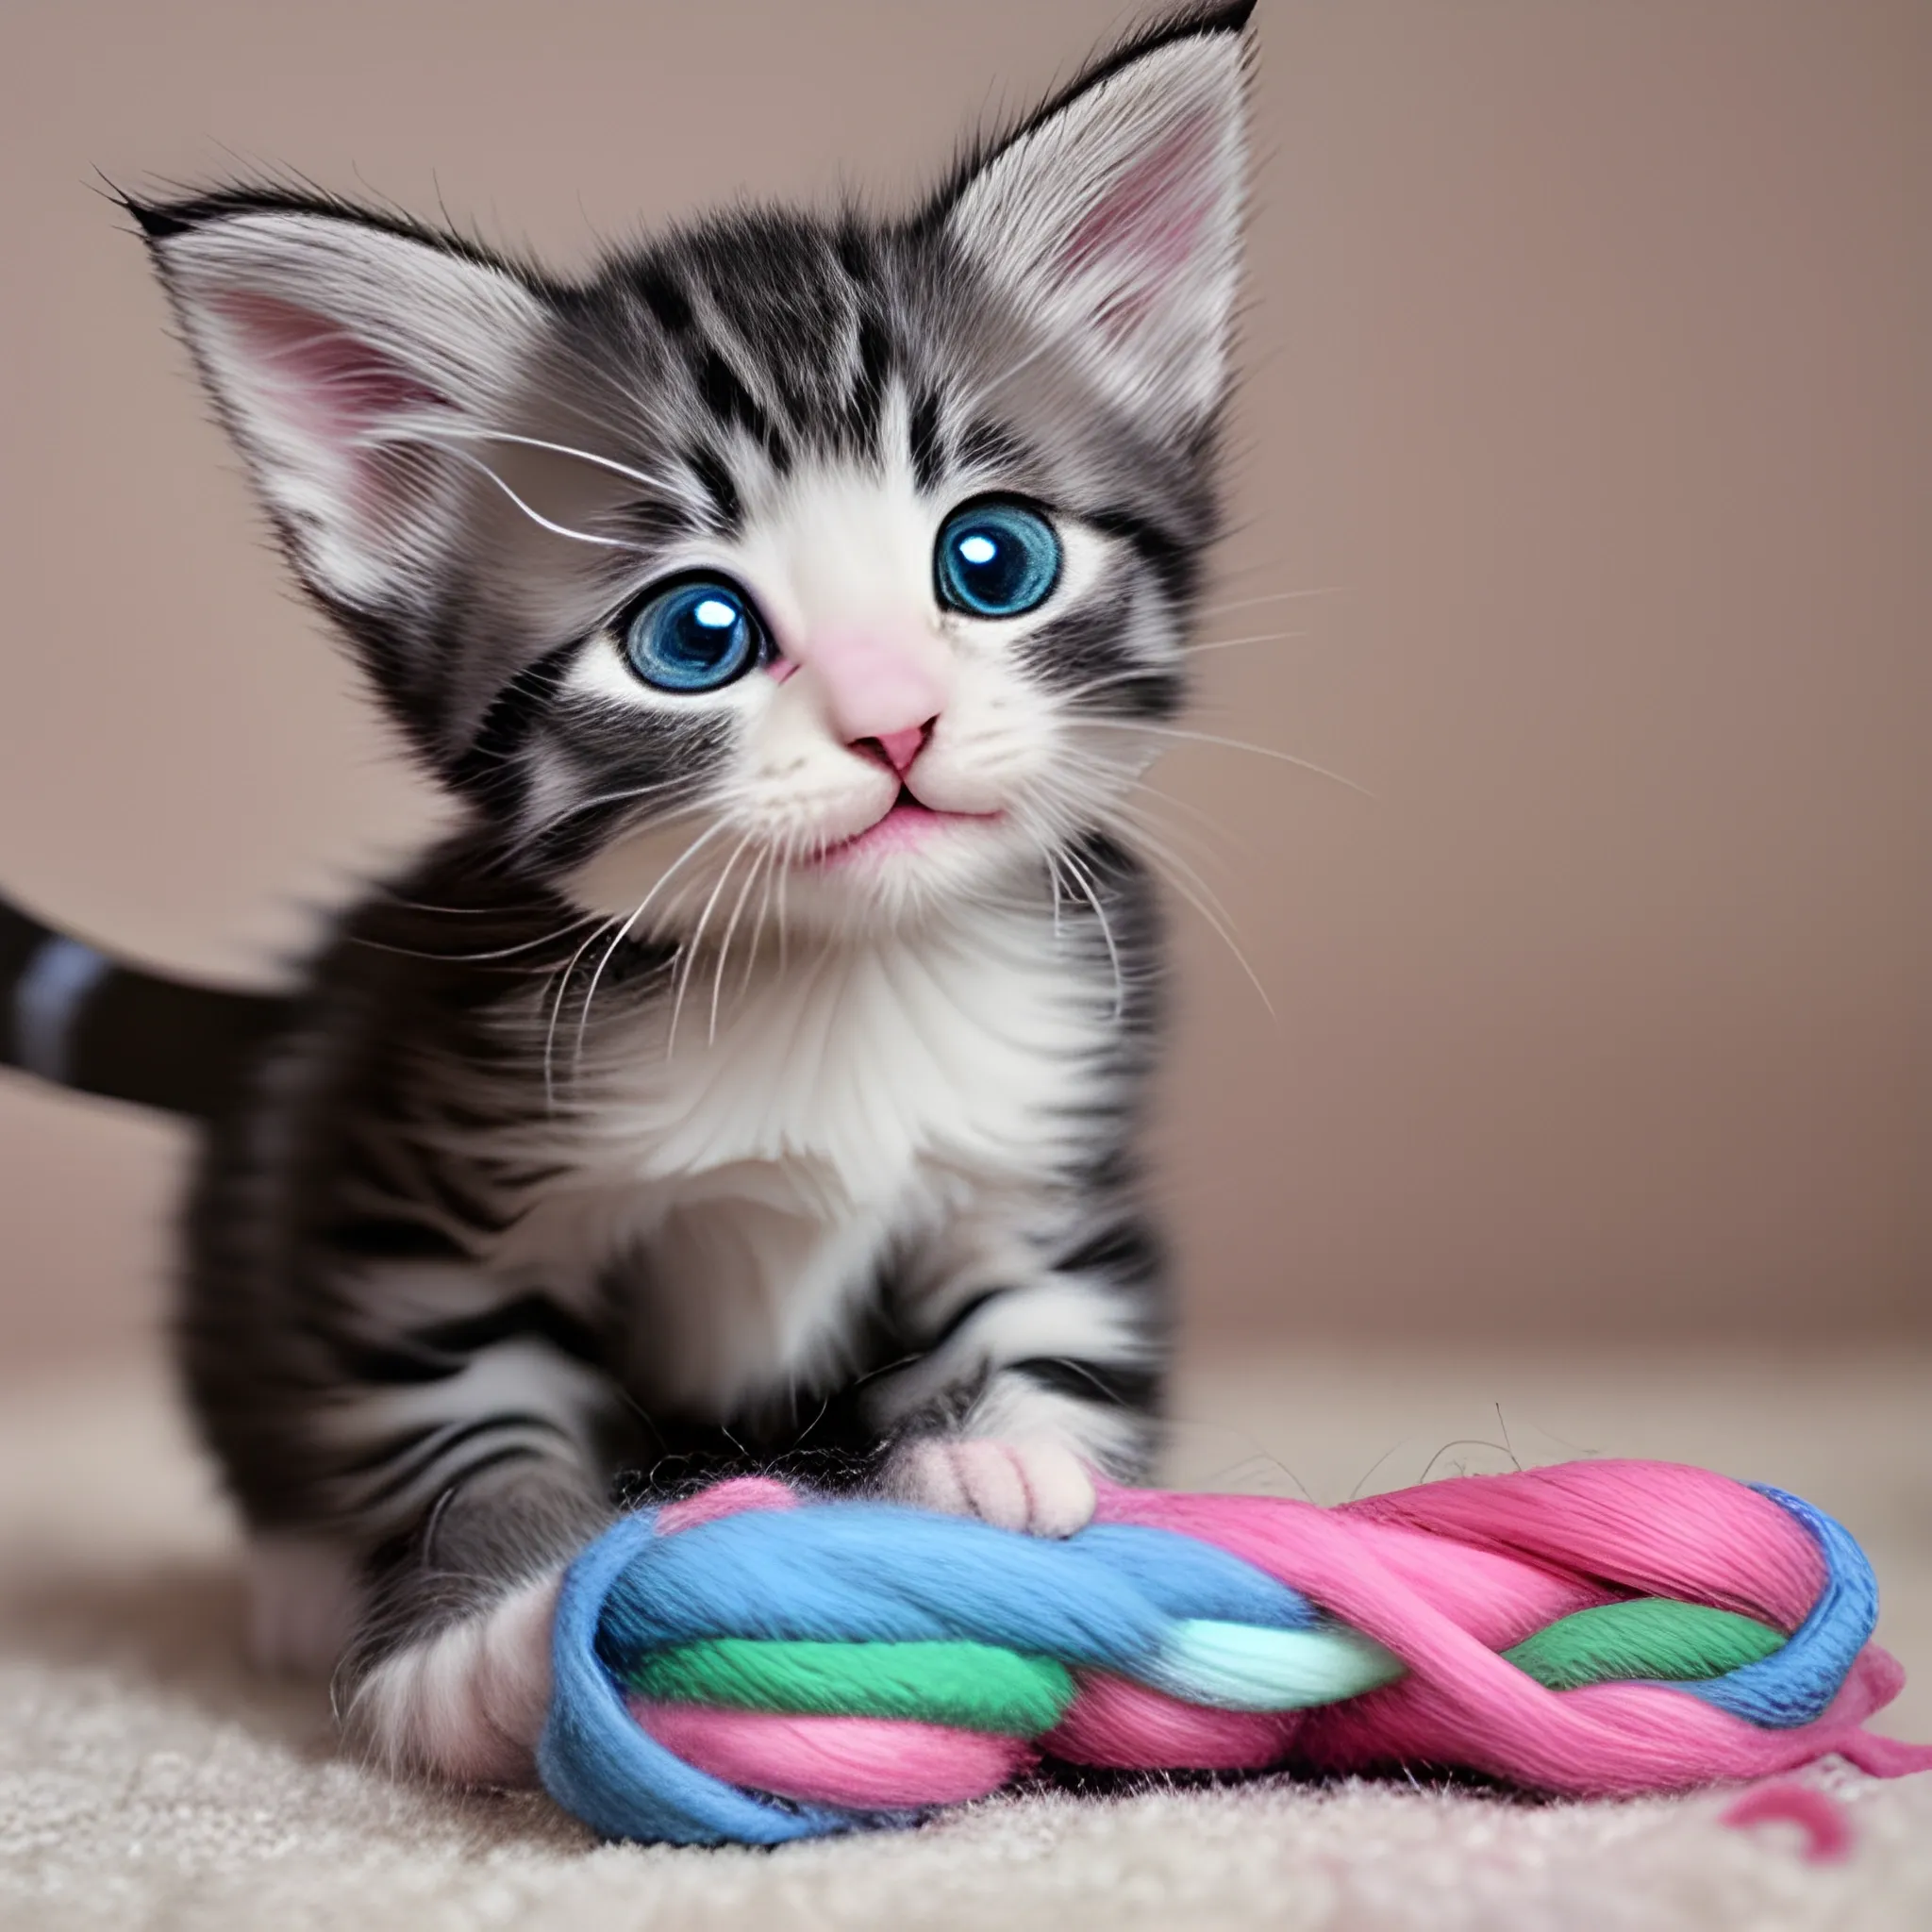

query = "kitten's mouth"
[813,790,995,866]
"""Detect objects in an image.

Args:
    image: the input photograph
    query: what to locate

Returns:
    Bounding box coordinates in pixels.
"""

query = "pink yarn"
[1721,1780,1856,1863]
[1046,1674,1299,1772]
[571,1457,1932,1832]
[1341,1461,1824,1627]
[632,1699,1034,1807]
[656,1475,799,1536]
[1091,1463,1930,1796]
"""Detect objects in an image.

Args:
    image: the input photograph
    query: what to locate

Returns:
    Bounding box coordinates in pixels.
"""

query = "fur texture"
[7,3,1257,1785]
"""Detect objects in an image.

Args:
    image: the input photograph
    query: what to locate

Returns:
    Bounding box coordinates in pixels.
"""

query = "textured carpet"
[2,1346,1928,1931]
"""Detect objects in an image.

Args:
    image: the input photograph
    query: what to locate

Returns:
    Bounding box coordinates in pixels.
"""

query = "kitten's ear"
[131,194,547,616]
[939,3,1253,431]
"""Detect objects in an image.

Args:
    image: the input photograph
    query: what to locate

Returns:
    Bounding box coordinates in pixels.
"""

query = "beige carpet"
[3,1345,1928,1931]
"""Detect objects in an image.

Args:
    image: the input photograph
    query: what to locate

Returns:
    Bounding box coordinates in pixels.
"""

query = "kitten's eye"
[935,501,1060,618]
[623,580,763,692]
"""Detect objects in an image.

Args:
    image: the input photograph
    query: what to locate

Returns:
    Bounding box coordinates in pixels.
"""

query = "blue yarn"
[541,1486,1879,1842]
[595,1507,1313,1675]
[557,1506,1316,1842]
[538,1513,861,1845]
[1670,1486,1879,1728]
[1070,1525,1318,1629]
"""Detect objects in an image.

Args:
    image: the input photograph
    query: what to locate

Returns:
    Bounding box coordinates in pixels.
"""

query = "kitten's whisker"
[375,891,564,918]
[1195,588,1346,619]
[709,841,771,1043]
[1073,720,1374,798]
[544,914,625,1107]
[347,915,599,968]
[774,843,791,974]
[1054,845,1125,1023]
[1188,628,1311,655]
[368,420,676,496]
[1128,831,1277,1021]
[668,829,757,1059]
[1106,778,1242,862]
[518,359,702,497]
[1025,769,1274,1019]
[511,783,708,859]
[740,828,790,1003]
[420,444,650,554]
[1101,793,1241,889]
[1046,743,1243,855]
[574,820,729,1071]
[1051,668,1187,710]
[1049,633,1313,712]
[1115,813,1248,952]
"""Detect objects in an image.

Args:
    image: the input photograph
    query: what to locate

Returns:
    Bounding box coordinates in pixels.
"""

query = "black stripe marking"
[696,348,790,473]
[634,261,693,334]
[326,1215,470,1261]
[849,312,892,448]
[328,1292,601,1387]
[1010,1356,1162,1411]
[427,1441,551,1499]
[908,389,944,493]
[1055,1218,1164,1287]
[1085,508,1199,607]
[956,418,1027,474]
[330,1336,469,1387]
[408,1292,607,1367]
[928,1288,1007,1349]
[450,641,578,802]
[1020,595,1184,719]
[687,444,743,532]
[361,1412,574,1508]
[834,229,873,284]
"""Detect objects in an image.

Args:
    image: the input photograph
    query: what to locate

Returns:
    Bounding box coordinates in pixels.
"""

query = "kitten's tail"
[0,895,293,1119]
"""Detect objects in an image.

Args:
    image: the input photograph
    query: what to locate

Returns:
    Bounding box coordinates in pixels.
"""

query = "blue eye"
[935,501,1061,618]
[623,580,763,692]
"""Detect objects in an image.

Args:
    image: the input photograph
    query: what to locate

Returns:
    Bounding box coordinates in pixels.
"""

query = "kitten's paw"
[882,1437,1096,1539]
[350,1571,560,1787]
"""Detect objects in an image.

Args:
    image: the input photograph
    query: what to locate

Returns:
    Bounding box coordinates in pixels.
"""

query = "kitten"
[1,2,1253,1785]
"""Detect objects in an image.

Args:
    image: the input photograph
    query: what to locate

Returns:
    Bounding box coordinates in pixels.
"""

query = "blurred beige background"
[1,0,1927,1373]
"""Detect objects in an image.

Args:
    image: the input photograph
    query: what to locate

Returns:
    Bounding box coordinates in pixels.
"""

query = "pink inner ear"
[1057,110,1222,339]
[212,291,447,446]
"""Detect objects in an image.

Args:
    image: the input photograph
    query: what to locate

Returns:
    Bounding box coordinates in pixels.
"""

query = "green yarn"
[629,1638,1076,1736]
[1504,1598,1786,1690]
[625,1599,1788,1740]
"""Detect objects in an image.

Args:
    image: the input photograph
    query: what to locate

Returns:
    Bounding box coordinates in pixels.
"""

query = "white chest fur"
[489,906,1110,1413]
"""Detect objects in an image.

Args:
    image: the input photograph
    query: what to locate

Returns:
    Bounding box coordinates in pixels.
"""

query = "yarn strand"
[537,1461,1932,1845]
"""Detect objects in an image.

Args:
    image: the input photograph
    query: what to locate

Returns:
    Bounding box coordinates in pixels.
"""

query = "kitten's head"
[136,4,1252,940]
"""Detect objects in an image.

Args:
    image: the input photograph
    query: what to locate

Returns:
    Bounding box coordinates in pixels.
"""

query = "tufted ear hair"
[131,192,549,622]
[939,3,1253,433]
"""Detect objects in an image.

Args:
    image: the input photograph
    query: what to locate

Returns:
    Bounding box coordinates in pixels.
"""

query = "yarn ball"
[536,1460,1932,1845]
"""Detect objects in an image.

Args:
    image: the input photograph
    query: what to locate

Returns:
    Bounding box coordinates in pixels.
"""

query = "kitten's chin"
[782,803,1029,933]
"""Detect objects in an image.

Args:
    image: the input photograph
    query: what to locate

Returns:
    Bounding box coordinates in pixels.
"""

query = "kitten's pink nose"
[791,625,948,770]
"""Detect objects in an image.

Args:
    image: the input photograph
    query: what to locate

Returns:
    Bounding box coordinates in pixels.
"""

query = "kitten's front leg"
[246,1260,626,1787]
[874,1236,1168,1539]
[343,1455,609,1786]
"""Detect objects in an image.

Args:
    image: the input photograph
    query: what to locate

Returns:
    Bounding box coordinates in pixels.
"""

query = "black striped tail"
[1,895,293,1120]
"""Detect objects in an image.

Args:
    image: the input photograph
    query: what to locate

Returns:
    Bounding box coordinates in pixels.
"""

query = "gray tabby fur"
[35,2,1259,1780]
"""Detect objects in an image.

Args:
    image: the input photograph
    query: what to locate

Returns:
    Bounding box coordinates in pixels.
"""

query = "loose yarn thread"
[536,1460,1932,1846]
